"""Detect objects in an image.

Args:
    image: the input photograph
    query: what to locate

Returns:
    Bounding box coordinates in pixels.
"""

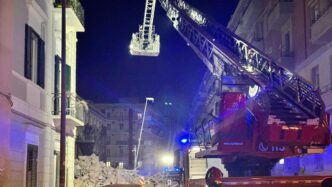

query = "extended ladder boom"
[159,0,325,122]
[130,0,160,56]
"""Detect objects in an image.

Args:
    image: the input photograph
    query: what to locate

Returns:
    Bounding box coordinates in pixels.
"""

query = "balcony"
[321,83,332,109]
[52,93,87,136]
[311,3,332,44]
[267,0,293,31]
[53,0,84,32]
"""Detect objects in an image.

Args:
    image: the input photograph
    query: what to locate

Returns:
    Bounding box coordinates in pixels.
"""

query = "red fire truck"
[155,0,331,177]
[132,0,332,185]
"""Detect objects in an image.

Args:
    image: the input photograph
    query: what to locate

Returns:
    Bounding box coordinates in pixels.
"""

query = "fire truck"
[129,0,332,185]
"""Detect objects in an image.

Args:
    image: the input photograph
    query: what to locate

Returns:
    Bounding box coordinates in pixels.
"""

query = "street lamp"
[135,97,154,169]
[60,0,67,186]
[161,154,174,167]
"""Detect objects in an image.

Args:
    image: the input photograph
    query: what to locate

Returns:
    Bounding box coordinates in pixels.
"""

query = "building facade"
[227,0,332,176]
[76,99,169,175]
[76,102,106,157]
[96,100,168,174]
[0,0,85,186]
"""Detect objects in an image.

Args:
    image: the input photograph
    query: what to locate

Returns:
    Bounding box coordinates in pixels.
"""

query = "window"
[310,5,319,24]
[120,112,124,121]
[53,56,60,114]
[311,65,320,89]
[26,144,38,187]
[65,64,71,91]
[144,140,152,146]
[214,101,220,116]
[137,113,143,120]
[54,151,60,187]
[254,22,264,41]
[107,112,111,119]
[283,32,291,56]
[120,123,124,130]
[119,146,124,156]
[281,18,293,57]
[25,24,45,88]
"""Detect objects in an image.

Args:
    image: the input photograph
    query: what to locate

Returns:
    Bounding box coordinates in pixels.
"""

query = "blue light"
[176,131,192,146]
[162,167,169,173]
[180,138,188,144]
[174,166,182,173]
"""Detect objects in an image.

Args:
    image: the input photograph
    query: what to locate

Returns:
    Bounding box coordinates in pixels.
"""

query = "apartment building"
[93,99,168,174]
[227,0,332,176]
[76,102,106,157]
[0,0,85,186]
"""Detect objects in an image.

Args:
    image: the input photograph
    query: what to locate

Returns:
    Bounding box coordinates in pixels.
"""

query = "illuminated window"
[137,113,143,120]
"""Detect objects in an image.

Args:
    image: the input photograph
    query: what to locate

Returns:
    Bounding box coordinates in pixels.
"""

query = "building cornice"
[11,109,52,129]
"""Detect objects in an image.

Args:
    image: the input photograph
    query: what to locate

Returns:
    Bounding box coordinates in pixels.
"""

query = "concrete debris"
[74,154,169,187]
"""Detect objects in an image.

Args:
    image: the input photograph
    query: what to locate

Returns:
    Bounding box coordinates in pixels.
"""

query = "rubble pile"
[144,172,168,186]
[74,154,143,187]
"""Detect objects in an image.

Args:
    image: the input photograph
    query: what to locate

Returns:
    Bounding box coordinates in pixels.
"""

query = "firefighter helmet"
[205,167,223,187]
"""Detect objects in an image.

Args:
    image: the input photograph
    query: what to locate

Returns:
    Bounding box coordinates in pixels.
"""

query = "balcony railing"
[52,92,87,122]
[53,0,85,26]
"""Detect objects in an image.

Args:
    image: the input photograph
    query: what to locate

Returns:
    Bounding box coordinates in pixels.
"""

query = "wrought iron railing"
[52,92,87,122]
[53,0,85,26]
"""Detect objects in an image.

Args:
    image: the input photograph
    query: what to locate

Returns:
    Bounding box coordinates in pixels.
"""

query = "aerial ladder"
[131,0,331,179]
[130,0,160,56]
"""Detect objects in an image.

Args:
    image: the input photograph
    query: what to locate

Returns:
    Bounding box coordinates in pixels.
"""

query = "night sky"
[77,0,239,122]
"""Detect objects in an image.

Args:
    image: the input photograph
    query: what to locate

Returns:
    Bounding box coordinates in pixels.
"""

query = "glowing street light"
[164,102,172,106]
[135,97,154,169]
[161,154,174,166]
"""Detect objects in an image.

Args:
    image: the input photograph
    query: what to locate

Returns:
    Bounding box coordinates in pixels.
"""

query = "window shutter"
[24,24,32,79]
[54,56,61,115]
[37,39,45,88]
[66,64,71,92]
[54,55,61,93]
